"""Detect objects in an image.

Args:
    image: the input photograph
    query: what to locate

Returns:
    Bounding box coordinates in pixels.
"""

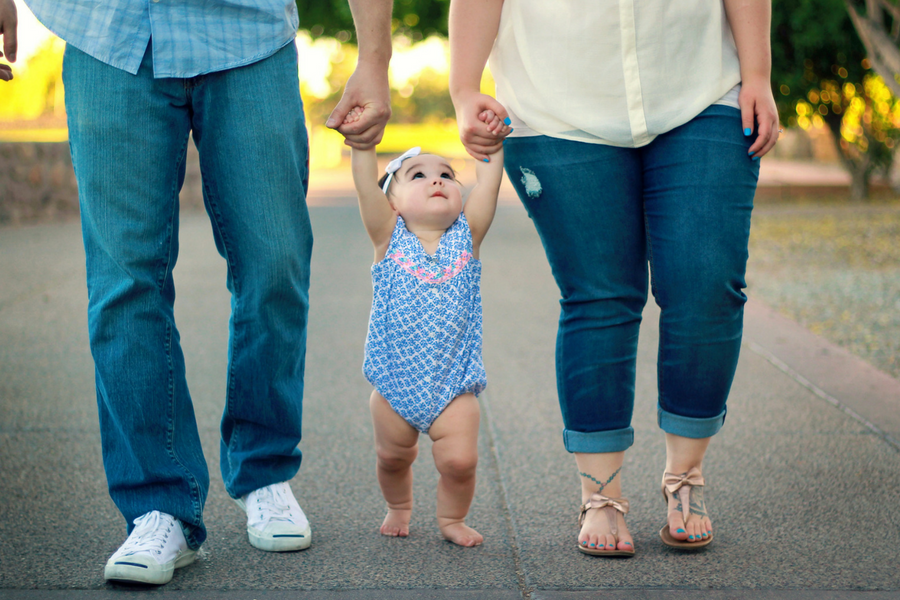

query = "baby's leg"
[429,393,483,547]
[370,391,419,537]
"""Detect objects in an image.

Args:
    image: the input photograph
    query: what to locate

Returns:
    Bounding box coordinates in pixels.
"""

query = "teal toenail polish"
[624,542,632,546]
[688,535,694,540]
[744,128,752,136]
[589,543,595,547]
[677,529,685,533]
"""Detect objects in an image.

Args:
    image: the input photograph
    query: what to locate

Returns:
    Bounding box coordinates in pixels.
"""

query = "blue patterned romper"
[364,213,486,433]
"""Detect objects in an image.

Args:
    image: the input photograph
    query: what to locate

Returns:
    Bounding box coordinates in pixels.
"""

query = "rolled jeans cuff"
[657,405,726,439]
[563,427,634,453]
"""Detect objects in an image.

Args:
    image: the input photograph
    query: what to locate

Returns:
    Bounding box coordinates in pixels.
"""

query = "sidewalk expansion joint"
[481,392,534,600]
[746,340,900,453]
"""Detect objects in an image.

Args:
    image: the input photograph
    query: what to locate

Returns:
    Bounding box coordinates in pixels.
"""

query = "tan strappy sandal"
[660,467,713,549]
[577,493,635,557]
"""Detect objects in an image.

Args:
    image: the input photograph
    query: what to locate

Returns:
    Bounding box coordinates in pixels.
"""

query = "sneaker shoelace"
[252,484,298,527]
[119,511,175,557]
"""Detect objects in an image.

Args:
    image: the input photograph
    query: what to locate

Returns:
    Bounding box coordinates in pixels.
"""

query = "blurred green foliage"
[298,36,456,130]
[772,0,868,115]
[296,0,448,40]
[772,0,898,199]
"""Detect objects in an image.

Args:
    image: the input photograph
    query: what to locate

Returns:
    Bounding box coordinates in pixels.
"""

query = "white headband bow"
[382,146,421,194]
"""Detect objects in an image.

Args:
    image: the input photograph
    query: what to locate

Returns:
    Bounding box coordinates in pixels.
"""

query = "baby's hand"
[479,109,510,137]
[343,106,365,125]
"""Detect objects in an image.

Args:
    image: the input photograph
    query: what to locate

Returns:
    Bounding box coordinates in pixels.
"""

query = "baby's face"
[389,154,462,228]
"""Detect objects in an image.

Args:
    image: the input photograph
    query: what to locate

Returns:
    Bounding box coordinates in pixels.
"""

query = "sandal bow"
[579,494,629,525]
[662,467,705,523]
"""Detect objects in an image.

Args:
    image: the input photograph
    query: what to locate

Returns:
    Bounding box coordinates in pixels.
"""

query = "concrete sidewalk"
[1,200,900,599]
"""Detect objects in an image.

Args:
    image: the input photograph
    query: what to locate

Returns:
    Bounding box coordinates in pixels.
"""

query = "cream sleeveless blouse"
[489,0,743,148]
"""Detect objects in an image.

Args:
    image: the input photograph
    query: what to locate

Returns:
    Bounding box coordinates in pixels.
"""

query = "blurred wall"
[0,140,205,226]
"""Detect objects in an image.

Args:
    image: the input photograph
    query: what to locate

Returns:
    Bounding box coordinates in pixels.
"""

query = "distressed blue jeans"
[63,41,312,549]
[503,106,759,454]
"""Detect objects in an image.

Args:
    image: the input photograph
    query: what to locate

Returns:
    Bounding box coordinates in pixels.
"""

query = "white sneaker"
[235,481,312,551]
[104,511,197,585]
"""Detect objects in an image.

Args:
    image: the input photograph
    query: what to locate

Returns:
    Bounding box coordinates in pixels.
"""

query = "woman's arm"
[464,147,504,256]
[724,0,780,159]
[351,146,397,260]
[449,0,509,162]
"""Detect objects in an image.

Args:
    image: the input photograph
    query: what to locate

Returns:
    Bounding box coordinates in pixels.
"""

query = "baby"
[348,107,508,546]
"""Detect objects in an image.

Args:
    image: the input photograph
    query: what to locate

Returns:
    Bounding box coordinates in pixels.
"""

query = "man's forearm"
[349,0,393,67]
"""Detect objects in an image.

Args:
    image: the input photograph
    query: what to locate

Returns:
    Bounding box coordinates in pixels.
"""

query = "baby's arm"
[464,113,504,254]
[351,131,397,260]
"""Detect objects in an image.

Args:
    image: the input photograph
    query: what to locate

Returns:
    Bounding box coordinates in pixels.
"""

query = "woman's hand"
[0,0,17,82]
[741,76,780,160]
[454,90,511,162]
[724,0,779,160]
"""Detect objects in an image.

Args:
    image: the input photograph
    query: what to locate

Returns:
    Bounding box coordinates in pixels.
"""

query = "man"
[0,0,392,585]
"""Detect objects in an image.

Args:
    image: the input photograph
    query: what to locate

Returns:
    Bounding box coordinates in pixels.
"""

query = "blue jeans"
[63,41,312,549]
[503,106,758,454]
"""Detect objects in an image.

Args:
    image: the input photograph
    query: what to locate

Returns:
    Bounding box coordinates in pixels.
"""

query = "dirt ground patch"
[748,198,900,380]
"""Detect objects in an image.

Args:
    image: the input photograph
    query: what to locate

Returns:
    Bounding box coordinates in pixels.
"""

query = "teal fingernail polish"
[509,128,514,132]
[748,150,755,155]
[744,128,752,136]
[483,158,489,162]
[753,155,761,161]
[504,117,511,125]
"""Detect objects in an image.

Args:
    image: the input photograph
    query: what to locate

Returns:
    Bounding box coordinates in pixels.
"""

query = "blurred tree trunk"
[846,0,900,96]
[823,110,874,201]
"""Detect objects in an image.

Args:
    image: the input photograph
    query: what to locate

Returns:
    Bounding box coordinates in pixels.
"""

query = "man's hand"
[326,63,391,149]
[326,0,393,150]
[0,0,18,82]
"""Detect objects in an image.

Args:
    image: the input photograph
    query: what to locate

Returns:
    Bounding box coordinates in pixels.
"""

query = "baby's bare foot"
[380,508,411,537]
[438,518,483,547]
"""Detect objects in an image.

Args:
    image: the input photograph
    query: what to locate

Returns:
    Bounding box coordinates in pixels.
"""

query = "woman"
[449,0,779,554]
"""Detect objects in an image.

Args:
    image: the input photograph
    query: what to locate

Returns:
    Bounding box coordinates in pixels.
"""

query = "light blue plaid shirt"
[25,0,299,78]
